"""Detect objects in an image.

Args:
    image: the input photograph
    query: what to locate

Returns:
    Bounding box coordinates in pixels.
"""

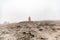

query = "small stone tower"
[28,16,31,21]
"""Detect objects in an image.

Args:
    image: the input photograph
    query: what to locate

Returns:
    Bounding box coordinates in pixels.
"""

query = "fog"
[0,0,60,23]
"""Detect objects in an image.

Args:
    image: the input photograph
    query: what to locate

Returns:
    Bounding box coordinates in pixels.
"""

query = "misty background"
[0,0,60,24]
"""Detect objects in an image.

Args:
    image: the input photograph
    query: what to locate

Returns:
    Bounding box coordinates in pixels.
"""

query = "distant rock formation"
[28,16,31,21]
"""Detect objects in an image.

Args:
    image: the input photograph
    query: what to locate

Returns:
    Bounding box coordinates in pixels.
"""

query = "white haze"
[0,0,60,24]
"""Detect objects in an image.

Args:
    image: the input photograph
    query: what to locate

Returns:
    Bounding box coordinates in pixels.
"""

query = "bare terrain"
[0,20,60,40]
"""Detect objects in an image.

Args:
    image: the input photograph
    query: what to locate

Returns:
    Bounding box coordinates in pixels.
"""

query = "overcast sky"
[0,0,60,23]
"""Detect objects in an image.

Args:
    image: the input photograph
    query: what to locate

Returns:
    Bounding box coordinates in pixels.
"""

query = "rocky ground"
[0,21,60,40]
